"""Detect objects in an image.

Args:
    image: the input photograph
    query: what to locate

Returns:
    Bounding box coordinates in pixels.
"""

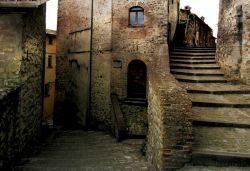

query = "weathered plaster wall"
[0,14,23,87]
[217,0,250,83]
[56,0,92,127]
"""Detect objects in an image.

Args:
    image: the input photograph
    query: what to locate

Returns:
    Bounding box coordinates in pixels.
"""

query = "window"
[129,6,144,27]
[48,55,52,68]
[48,36,53,45]
[44,84,50,97]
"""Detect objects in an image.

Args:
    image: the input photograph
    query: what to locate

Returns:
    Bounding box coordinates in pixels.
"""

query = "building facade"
[217,0,250,84]
[174,6,216,47]
[56,0,192,170]
[43,29,56,126]
[0,0,46,168]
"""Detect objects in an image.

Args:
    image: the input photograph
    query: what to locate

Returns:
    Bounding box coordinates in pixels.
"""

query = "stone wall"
[56,0,92,127]
[146,40,192,170]
[0,87,20,168]
[0,5,45,168]
[168,0,180,43]
[120,102,148,136]
[217,0,250,83]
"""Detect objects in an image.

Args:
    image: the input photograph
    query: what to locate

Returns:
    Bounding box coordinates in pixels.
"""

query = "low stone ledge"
[147,75,193,170]
[0,86,20,169]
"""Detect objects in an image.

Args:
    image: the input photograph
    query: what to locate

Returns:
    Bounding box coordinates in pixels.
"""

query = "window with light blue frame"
[129,6,144,27]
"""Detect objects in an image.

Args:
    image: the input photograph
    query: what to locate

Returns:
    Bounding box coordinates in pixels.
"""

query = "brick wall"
[217,0,250,83]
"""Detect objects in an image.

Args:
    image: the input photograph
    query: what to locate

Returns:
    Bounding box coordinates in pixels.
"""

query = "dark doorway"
[127,60,147,98]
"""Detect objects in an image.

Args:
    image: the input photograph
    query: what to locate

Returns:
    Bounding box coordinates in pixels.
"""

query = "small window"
[48,55,52,68]
[44,84,50,97]
[129,6,144,27]
[48,36,53,45]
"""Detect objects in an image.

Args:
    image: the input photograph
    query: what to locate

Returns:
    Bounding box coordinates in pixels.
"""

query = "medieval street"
[1,0,250,170]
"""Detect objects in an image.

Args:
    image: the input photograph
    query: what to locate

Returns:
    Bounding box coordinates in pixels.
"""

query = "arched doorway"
[127,60,147,98]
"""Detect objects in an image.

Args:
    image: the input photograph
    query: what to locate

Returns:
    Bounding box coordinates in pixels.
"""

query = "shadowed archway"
[127,60,147,98]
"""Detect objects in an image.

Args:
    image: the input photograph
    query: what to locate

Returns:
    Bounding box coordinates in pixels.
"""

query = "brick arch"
[125,2,150,12]
[127,60,147,98]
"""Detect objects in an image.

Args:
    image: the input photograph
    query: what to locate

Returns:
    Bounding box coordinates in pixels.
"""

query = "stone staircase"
[170,47,250,168]
[13,130,155,171]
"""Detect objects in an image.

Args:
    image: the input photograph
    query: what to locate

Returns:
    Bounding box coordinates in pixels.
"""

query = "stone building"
[174,6,216,47]
[0,0,46,169]
[217,0,250,84]
[43,29,56,126]
[56,0,192,170]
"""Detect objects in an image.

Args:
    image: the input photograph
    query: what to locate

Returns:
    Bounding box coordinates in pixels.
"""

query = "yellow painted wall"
[43,33,56,124]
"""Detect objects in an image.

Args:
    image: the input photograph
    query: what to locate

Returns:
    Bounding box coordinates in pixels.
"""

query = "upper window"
[129,6,144,27]
[48,55,53,68]
[44,83,50,97]
[48,36,53,45]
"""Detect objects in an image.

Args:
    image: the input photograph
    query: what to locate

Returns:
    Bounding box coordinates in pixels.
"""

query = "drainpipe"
[87,0,94,127]
[41,4,46,126]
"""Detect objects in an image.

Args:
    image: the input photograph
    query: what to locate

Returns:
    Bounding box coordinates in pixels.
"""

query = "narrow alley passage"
[13,130,155,171]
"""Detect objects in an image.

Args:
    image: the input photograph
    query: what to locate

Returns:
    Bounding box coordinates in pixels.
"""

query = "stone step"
[171,69,224,76]
[193,126,250,155]
[178,165,250,171]
[192,107,250,127]
[170,63,220,70]
[174,47,216,51]
[173,47,216,51]
[174,75,227,83]
[170,56,215,60]
[170,59,216,64]
[182,83,250,94]
[192,126,250,166]
[173,49,216,52]
[171,52,216,56]
[190,94,250,108]
[192,151,250,167]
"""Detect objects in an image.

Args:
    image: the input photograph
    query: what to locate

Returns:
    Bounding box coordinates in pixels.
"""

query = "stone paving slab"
[14,130,155,171]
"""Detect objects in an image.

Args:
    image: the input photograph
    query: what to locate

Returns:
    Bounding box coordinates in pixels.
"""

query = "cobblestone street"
[14,130,155,171]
